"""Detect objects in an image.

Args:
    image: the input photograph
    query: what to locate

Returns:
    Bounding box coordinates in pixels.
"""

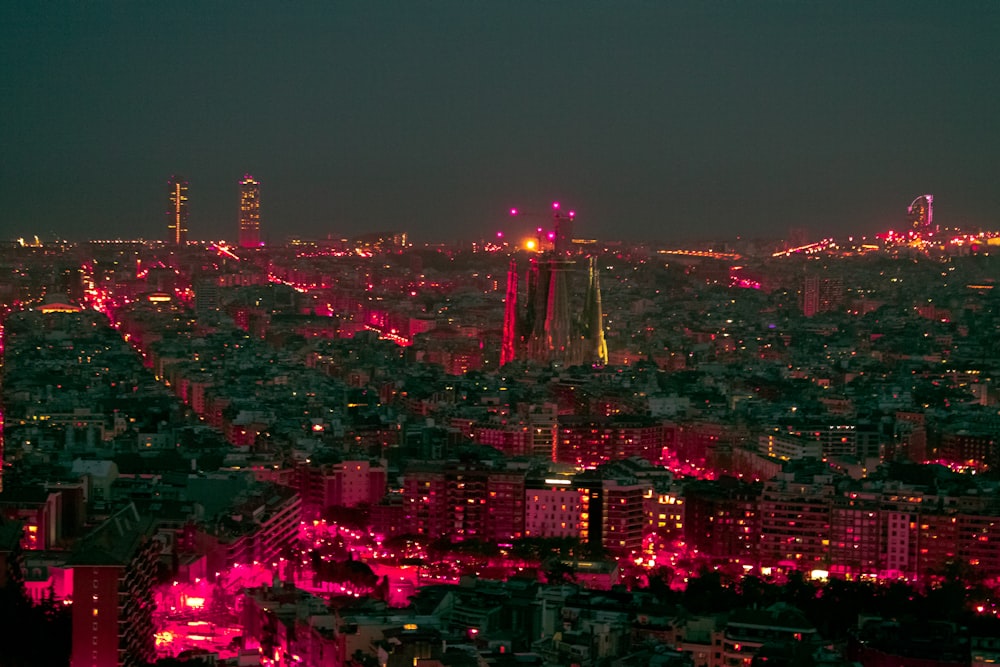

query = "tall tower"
[582,256,609,365]
[166,175,189,245]
[908,194,935,234]
[543,258,573,357]
[501,258,519,366]
[239,174,261,248]
[500,205,608,367]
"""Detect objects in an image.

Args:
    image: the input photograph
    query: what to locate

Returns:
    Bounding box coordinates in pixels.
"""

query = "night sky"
[2,2,998,243]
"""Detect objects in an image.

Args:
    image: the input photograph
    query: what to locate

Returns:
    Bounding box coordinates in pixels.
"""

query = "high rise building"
[802,276,843,317]
[908,193,935,233]
[166,175,189,245]
[239,174,261,248]
[69,504,158,667]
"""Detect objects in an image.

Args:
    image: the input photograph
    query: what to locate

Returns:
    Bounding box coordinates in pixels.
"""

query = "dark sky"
[2,2,998,243]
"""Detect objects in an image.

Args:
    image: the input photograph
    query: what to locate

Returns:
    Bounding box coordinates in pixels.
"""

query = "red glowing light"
[496,231,503,238]
[568,210,575,217]
[552,201,560,209]
[312,424,324,432]
[547,232,555,240]
[509,208,519,216]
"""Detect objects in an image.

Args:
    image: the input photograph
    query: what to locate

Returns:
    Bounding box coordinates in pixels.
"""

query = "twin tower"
[165,174,261,248]
[501,207,608,368]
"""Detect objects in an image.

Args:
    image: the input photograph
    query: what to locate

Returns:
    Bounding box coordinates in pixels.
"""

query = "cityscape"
[0,181,999,667]
[3,4,999,667]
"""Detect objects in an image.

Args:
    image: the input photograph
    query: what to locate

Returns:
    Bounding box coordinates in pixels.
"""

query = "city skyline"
[5,5,1000,661]
[3,233,1000,665]
[2,3,999,243]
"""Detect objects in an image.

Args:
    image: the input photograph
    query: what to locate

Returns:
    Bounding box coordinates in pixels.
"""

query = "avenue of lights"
[770,238,837,258]
[659,249,743,261]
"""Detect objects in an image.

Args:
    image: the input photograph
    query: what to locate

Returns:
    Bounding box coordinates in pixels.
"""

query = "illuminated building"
[525,479,589,539]
[682,477,760,562]
[403,463,525,543]
[937,427,997,468]
[69,503,158,667]
[500,258,518,366]
[241,586,338,667]
[908,193,935,233]
[598,475,649,555]
[354,231,408,252]
[914,512,960,576]
[501,205,606,366]
[474,403,558,459]
[525,465,651,555]
[647,489,685,549]
[193,483,301,575]
[295,459,387,520]
[959,513,1000,575]
[0,487,61,550]
[165,175,189,245]
[238,174,261,248]
[502,254,608,366]
[802,276,843,317]
[761,423,880,461]
[759,477,834,570]
[555,416,667,469]
[829,493,881,577]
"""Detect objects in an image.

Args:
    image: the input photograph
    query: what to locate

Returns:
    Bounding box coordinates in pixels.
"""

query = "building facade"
[239,174,261,248]
[69,504,158,667]
[166,175,189,245]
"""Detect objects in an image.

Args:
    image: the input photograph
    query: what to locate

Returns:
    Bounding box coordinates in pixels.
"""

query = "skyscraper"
[239,174,261,248]
[908,194,935,234]
[802,276,844,317]
[166,175,189,245]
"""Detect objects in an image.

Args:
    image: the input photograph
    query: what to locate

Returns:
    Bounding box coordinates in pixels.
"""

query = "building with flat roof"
[68,503,158,667]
